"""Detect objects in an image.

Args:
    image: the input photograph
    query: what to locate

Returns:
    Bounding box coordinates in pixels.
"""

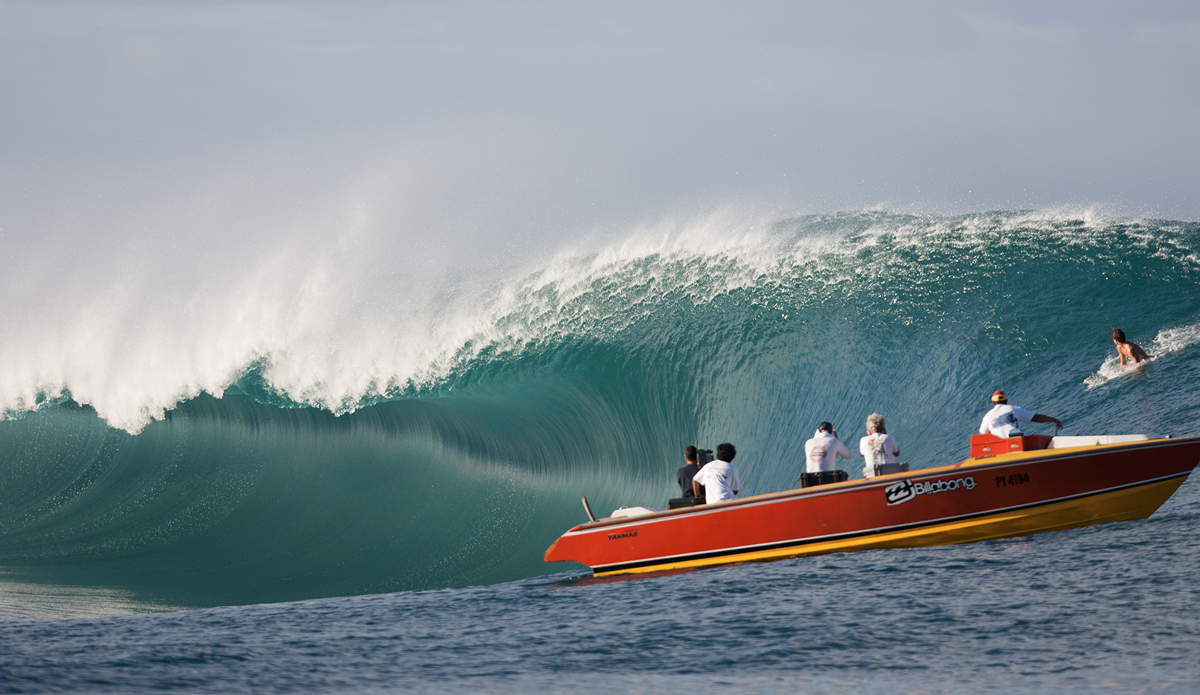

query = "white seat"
[1049,435,1149,448]
[609,506,662,519]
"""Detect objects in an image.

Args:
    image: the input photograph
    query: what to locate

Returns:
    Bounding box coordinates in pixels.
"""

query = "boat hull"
[544,437,1200,576]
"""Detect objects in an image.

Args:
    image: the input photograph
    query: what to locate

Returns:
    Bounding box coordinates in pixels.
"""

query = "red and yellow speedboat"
[544,434,1200,576]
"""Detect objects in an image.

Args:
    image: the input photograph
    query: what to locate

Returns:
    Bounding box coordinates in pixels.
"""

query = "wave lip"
[4,209,1198,434]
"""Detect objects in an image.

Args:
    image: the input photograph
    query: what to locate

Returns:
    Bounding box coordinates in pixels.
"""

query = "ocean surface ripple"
[2,477,1197,693]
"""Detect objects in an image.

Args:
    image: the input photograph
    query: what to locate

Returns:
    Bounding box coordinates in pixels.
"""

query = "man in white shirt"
[859,413,900,479]
[693,442,741,502]
[804,422,852,474]
[979,390,1062,438]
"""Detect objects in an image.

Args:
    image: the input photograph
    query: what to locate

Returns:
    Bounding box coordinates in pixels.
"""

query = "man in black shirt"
[676,446,704,500]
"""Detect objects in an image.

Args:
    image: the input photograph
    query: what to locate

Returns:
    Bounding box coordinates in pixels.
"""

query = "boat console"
[970,433,1054,458]
[971,433,1150,458]
[798,470,849,487]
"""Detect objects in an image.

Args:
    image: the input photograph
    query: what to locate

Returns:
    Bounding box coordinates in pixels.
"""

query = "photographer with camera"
[803,421,852,474]
[692,443,741,502]
[676,446,708,500]
[860,413,901,478]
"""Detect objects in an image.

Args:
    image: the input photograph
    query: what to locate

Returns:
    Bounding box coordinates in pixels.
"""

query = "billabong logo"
[885,480,915,505]
[885,476,977,505]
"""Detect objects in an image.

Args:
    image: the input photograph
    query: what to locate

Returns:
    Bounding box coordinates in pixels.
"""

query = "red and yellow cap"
[991,390,1008,404]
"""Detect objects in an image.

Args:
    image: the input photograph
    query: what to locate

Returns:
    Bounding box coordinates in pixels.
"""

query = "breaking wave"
[2,209,1199,607]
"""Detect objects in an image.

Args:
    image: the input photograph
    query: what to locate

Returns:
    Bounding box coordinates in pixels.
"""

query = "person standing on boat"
[693,443,741,502]
[676,446,704,500]
[979,390,1062,438]
[804,422,852,473]
[859,413,899,478]
[1112,328,1150,366]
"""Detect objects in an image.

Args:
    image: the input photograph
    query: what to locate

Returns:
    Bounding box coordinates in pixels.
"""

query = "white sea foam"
[0,206,780,433]
[1084,321,1200,389]
[2,207,1195,433]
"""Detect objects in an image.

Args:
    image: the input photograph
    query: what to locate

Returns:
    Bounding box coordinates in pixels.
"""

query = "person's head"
[1112,328,1126,344]
[866,413,886,434]
[715,442,736,462]
[991,390,1008,405]
[685,445,698,464]
[817,421,834,434]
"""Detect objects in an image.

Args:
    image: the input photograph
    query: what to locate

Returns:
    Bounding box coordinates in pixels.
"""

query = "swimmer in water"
[1112,328,1149,366]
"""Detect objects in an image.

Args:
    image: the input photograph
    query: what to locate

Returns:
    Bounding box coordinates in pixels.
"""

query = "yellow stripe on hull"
[595,476,1186,577]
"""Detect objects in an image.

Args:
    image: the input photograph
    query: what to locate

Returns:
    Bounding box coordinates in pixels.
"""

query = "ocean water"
[2,210,1199,693]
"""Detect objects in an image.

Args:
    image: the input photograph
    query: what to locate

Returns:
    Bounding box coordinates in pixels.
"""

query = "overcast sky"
[2,0,1198,282]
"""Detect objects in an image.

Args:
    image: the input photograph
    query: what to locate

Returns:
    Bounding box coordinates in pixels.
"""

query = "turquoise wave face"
[2,211,1199,608]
